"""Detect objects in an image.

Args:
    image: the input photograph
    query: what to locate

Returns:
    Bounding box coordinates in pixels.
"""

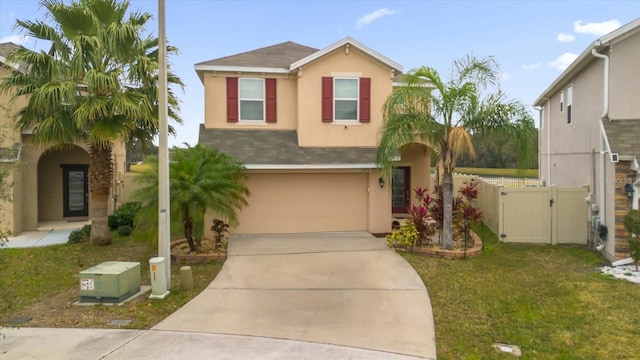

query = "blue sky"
[1,1,639,146]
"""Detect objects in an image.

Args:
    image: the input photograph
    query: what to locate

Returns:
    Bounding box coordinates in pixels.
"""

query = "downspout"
[591,46,609,228]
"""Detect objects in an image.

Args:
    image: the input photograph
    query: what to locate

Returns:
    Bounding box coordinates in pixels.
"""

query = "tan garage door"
[234,173,369,234]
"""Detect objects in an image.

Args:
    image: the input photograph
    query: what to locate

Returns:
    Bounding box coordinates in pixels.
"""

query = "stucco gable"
[0,42,28,72]
[603,119,640,159]
[289,37,402,74]
[198,125,377,167]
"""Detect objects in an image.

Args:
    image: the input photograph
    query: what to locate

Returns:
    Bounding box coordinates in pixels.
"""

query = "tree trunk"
[441,171,454,250]
[184,217,196,253]
[89,143,113,246]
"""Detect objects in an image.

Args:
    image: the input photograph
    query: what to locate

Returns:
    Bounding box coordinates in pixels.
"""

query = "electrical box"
[79,261,141,303]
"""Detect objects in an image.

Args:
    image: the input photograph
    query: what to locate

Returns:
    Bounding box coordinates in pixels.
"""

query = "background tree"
[134,144,250,253]
[377,56,536,249]
[0,0,183,245]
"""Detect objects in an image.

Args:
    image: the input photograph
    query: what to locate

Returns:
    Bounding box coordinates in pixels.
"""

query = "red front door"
[392,167,411,213]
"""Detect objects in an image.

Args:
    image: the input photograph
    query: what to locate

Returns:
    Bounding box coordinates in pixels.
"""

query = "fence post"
[498,186,505,242]
[550,186,558,245]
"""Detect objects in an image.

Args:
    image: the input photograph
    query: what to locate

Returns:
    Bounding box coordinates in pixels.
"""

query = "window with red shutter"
[359,77,371,123]
[322,77,333,122]
[226,77,238,122]
[265,78,277,123]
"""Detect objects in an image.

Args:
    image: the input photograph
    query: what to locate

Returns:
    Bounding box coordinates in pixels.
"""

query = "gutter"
[591,44,610,254]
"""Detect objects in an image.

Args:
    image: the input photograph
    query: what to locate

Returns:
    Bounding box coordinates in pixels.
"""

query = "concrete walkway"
[1,232,437,359]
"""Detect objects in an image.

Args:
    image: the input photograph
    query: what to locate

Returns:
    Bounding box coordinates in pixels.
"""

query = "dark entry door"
[392,167,411,213]
[62,165,89,217]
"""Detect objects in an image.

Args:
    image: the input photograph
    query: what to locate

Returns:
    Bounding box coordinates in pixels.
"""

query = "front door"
[392,167,411,213]
[62,165,89,217]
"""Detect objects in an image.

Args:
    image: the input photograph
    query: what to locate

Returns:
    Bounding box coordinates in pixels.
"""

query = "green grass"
[402,224,640,359]
[451,167,538,178]
[0,232,223,329]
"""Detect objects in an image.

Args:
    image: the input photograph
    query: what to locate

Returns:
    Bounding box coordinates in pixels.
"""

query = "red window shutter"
[322,77,333,122]
[359,77,371,123]
[226,77,238,122]
[265,78,277,123]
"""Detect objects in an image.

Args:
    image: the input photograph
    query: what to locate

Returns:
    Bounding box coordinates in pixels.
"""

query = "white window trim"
[239,78,265,122]
[566,84,573,125]
[333,77,359,121]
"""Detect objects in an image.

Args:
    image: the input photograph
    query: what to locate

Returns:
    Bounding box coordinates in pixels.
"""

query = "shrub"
[68,229,87,243]
[386,221,419,252]
[117,225,133,237]
[80,224,91,237]
[108,201,142,230]
[211,219,229,251]
[410,187,437,246]
[624,209,640,271]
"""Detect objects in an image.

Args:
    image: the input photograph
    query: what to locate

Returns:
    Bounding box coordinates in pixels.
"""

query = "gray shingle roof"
[196,41,318,69]
[198,125,378,166]
[603,119,640,158]
[0,42,21,58]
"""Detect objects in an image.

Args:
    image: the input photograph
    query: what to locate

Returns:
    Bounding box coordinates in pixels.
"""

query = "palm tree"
[134,144,250,253]
[0,0,183,245]
[377,56,535,249]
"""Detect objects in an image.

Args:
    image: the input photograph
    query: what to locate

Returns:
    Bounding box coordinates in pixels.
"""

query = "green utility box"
[79,261,141,303]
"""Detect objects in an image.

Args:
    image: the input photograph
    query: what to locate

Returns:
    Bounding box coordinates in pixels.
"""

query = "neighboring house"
[196,37,431,235]
[534,18,640,261]
[0,42,126,235]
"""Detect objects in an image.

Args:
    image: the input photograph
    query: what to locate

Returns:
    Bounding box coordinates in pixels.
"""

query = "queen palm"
[134,145,250,253]
[0,0,183,245]
[377,56,535,249]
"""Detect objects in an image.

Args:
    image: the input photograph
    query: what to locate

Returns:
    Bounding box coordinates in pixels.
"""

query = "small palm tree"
[377,55,535,249]
[0,0,183,245]
[134,144,250,253]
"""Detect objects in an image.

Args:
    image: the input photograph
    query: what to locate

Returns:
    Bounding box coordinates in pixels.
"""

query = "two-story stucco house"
[534,18,640,262]
[196,37,431,235]
[0,42,126,236]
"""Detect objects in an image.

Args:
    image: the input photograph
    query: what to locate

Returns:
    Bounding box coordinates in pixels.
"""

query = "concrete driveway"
[152,232,436,359]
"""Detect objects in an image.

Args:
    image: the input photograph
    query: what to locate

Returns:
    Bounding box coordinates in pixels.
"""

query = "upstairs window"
[322,77,370,123]
[226,77,277,123]
[566,84,572,124]
[334,78,359,120]
[560,91,564,112]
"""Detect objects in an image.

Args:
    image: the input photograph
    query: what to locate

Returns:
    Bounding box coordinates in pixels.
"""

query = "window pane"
[335,100,357,120]
[240,100,263,120]
[335,78,357,98]
[240,79,263,99]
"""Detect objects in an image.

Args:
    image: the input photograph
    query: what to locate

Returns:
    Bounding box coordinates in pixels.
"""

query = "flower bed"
[170,238,226,265]
[410,230,482,259]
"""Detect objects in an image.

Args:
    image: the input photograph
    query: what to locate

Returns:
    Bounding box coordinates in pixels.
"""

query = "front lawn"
[402,225,640,359]
[0,233,223,329]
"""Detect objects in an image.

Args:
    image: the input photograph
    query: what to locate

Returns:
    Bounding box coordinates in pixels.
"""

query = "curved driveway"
[153,232,436,359]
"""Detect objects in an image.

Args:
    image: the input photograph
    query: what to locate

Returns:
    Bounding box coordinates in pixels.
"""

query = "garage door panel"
[234,173,368,234]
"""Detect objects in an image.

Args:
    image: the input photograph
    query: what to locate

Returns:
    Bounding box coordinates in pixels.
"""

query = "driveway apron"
[153,232,437,359]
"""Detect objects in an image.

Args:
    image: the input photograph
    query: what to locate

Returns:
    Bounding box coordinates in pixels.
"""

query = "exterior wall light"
[624,183,635,199]
[379,177,385,188]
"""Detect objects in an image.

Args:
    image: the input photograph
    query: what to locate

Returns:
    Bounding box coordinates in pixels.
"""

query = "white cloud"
[557,33,575,43]
[549,52,579,71]
[522,62,542,70]
[355,8,396,29]
[573,19,621,36]
[0,34,29,45]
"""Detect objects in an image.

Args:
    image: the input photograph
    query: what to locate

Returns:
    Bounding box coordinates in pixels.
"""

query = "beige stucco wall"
[609,31,640,120]
[296,46,393,147]
[202,73,297,130]
[37,145,90,221]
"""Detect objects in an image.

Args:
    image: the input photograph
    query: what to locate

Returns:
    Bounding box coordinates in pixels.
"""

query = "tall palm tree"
[0,0,183,245]
[377,56,535,249]
[134,144,250,253]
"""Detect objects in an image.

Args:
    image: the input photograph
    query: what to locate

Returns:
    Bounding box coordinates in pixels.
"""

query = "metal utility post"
[157,0,171,289]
